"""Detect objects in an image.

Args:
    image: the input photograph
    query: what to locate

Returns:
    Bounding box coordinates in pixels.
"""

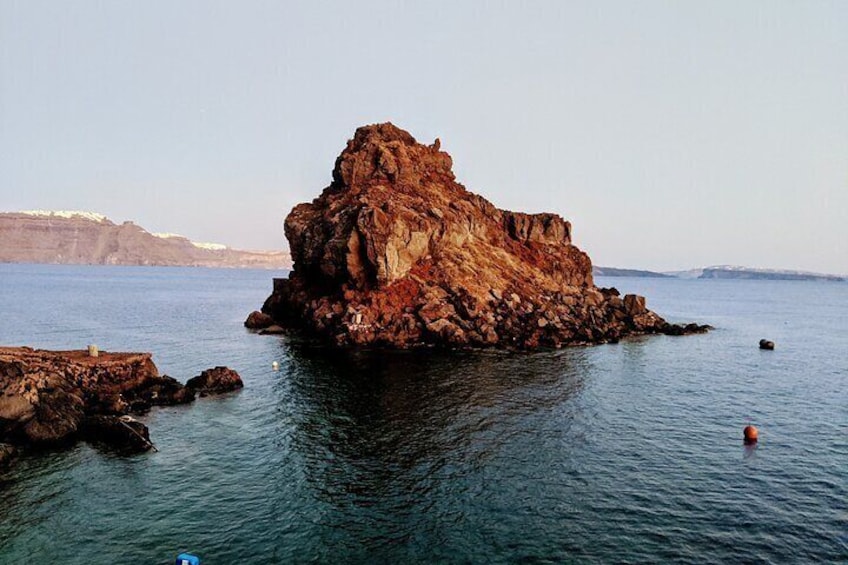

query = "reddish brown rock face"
[262,123,707,349]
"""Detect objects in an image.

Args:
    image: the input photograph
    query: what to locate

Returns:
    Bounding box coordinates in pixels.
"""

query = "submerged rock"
[258,123,708,349]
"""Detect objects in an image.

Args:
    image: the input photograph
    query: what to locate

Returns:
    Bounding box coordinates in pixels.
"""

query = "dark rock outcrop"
[81,415,154,453]
[759,339,775,350]
[259,123,709,349]
[185,366,243,396]
[121,375,196,413]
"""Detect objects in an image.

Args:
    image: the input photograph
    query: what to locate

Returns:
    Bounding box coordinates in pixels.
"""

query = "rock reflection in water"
[273,343,590,558]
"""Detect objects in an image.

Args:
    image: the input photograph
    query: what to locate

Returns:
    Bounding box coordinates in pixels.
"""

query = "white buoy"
[87,344,99,358]
[272,361,279,371]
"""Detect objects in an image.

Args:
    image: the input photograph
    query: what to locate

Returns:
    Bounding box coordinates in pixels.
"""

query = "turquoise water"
[0,264,846,563]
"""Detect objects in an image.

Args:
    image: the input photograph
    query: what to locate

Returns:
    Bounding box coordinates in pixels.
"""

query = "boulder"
[623,294,647,317]
[759,339,775,350]
[256,123,708,349]
[244,310,274,330]
[186,366,243,396]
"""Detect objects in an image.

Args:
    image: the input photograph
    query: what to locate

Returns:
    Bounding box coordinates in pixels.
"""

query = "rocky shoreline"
[0,347,242,466]
[253,123,709,349]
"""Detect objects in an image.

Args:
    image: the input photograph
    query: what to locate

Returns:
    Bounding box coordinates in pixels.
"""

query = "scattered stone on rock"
[244,310,274,330]
[256,122,709,349]
[759,339,775,350]
[186,366,243,396]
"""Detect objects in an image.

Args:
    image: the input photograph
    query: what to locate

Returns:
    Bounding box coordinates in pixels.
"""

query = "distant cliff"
[593,266,671,278]
[594,265,845,281]
[0,211,291,269]
[697,266,844,282]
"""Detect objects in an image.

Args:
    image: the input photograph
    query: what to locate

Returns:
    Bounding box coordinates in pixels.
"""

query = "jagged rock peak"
[286,123,577,292]
[330,122,456,196]
[261,124,709,349]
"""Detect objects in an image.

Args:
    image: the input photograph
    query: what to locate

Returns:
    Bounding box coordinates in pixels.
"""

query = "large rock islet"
[258,123,709,348]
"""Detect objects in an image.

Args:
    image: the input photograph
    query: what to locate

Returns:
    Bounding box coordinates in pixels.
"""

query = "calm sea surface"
[0,264,845,564]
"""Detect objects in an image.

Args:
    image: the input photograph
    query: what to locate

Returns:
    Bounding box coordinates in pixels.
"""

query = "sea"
[0,264,845,564]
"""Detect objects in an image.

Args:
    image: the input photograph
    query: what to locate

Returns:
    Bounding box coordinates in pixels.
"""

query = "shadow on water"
[268,341,594,560]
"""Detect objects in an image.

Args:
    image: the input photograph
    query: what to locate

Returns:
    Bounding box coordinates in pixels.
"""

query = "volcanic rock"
[81,415,154,453]
[121,374,196,413]
[259,123,709,349]
[0,347,243,459]
[244,310,275,330]
[185,366,243,396]
[0,347,161,445]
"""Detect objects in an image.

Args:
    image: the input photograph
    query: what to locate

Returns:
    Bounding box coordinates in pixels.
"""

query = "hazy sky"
[2,1,846,273]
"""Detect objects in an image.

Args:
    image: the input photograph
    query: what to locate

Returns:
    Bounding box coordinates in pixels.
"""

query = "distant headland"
[253,123,709,349]
[596,265,845,282]
[0,210,291,269]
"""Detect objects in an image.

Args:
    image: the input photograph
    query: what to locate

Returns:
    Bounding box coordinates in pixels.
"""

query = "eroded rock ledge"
[0,347,242,460]
[258,123,709,349]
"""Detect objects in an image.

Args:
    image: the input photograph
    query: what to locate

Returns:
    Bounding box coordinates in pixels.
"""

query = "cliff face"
[698,266,845,281]
[0,212,290,269]
[261,123,708,349]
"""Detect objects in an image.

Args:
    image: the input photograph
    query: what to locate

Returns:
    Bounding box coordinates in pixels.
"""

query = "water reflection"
[275,344,590,528]
[743,443,758,460]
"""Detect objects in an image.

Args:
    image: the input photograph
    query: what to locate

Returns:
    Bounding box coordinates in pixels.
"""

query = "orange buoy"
[743,425,759,444]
